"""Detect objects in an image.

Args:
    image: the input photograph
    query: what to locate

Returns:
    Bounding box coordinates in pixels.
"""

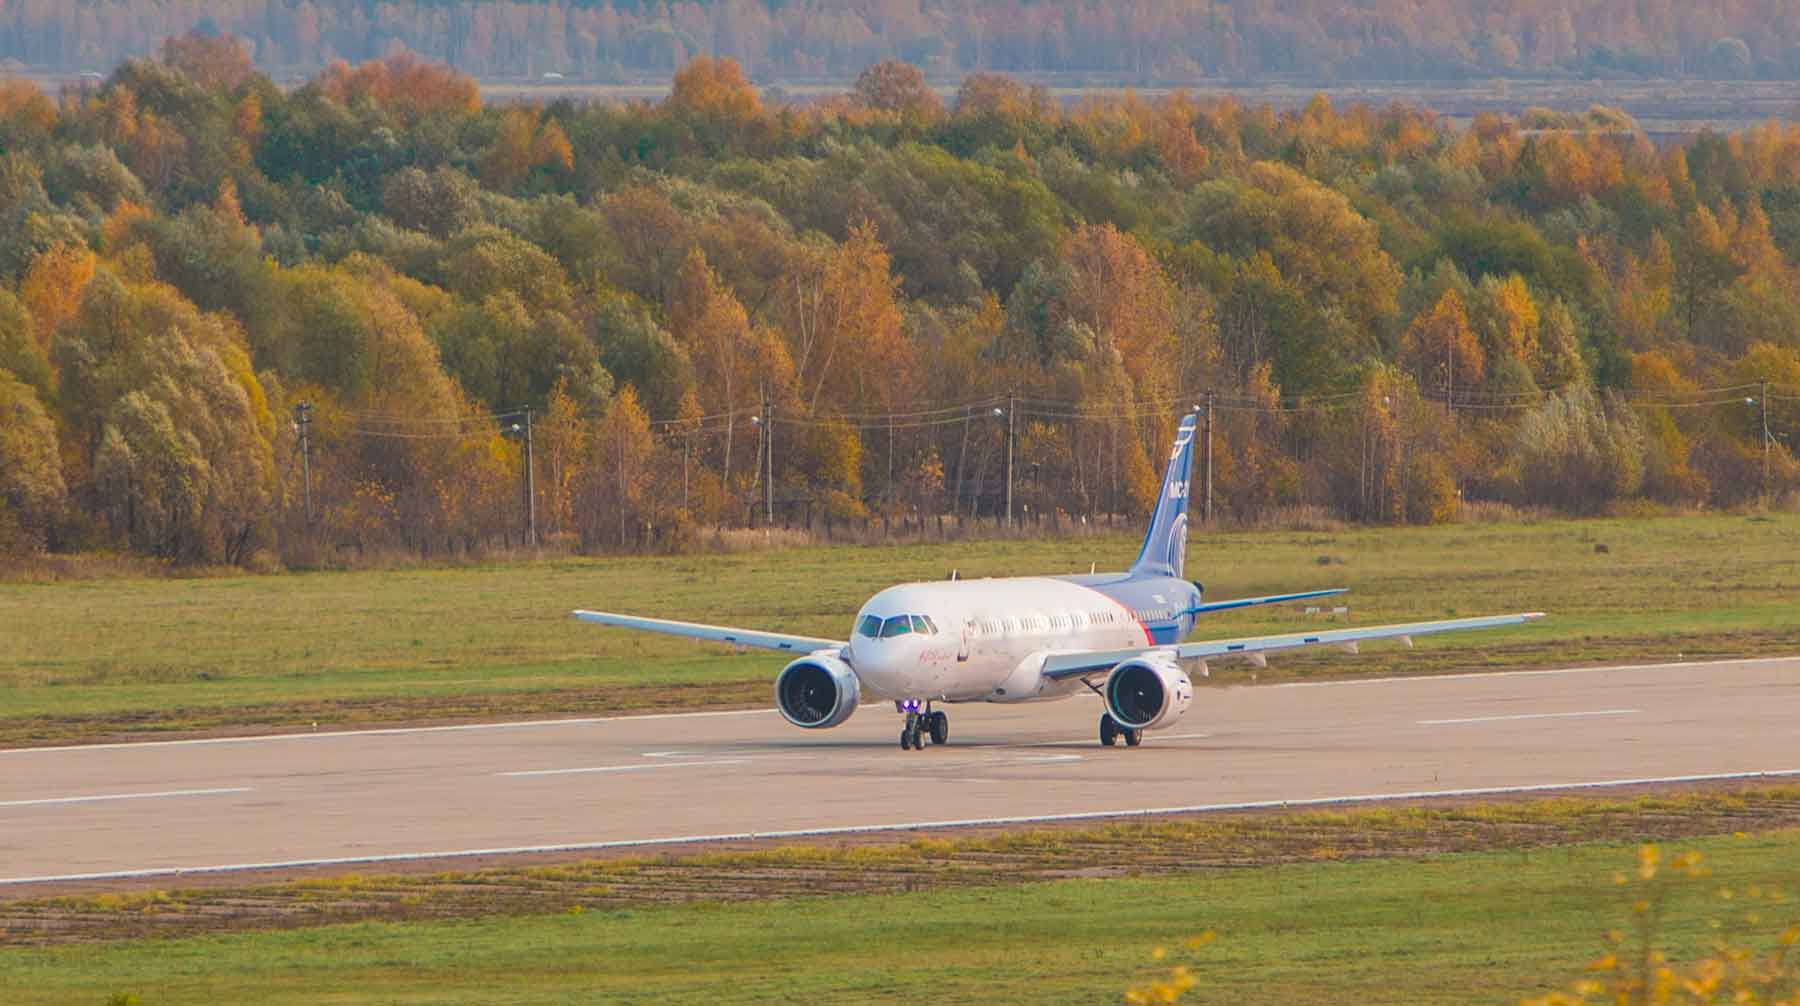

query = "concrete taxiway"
[3,656,1798,886]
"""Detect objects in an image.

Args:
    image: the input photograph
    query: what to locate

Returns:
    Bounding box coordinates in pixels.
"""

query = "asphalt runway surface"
[4,656,1799,886]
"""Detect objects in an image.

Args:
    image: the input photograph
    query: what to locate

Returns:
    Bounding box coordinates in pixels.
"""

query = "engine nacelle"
[775,653,861,729]
[1104,655,1193,731]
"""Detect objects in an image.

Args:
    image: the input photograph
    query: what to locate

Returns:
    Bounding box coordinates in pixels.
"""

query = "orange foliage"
[0,80,56,137]
[313,53,480,123]
[101,201,154,254]
[230,91,263,163]
[530,119,574,175]
[1402,288,1485,398]
[1057,223,1178,402]
[20,243,97,349]
[668,56,762,123]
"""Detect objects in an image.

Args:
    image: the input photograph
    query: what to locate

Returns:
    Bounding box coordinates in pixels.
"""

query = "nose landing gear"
[898,701,949,750]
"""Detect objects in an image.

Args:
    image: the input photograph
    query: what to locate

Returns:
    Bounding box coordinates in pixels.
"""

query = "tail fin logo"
[1131,413,1199,580]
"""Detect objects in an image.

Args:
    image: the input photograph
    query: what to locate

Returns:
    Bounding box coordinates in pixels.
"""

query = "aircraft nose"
[848,637,909,694]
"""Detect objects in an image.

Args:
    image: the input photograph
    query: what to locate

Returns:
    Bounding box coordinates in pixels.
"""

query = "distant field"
[9,826,1800,1004]
[0,513,1796,745]
[472,76,1800,133]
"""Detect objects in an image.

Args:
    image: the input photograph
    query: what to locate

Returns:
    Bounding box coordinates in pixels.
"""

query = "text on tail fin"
[1131,412,1199,579]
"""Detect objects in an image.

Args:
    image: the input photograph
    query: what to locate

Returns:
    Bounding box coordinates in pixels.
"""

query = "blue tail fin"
[1130,412,1199,580]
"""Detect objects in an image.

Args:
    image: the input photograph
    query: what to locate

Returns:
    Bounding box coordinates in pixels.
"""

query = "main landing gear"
[1099,712,1142,748]
[899,701,949,750]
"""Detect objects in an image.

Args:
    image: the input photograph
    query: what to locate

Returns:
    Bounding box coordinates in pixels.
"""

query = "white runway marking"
[1273,655,1796,689]
[3,655,1789,757]
[0,787,252,809]
[1419,709,1640,726]
[0,709,777,756]
[10,768,1799,886]
[499,759,749,778]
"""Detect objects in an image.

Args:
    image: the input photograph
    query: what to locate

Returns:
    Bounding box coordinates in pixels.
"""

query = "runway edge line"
[7,767,1799,887]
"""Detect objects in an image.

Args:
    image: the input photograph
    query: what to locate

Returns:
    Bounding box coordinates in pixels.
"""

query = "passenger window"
[881,615,914,638]
[910,615,931,635]
[857,615,883,637]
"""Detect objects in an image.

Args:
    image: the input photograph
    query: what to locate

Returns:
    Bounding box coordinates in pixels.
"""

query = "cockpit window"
[910,615,932,635]
[923,615,941,634]
[857,615,883,638]
[880,615,914,638]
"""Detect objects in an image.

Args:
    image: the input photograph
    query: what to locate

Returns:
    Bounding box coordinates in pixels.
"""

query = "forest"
[0,36,1797,564]
[9,0,1800,82]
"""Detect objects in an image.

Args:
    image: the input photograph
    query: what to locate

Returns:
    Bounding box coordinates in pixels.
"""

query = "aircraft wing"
[1186,587,1347,615]
[571,610,844,653]
[1041,612,1545,681]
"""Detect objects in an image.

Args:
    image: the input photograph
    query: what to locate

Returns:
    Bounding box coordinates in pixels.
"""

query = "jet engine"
[1104,654,1193,731]
[775,653,861,729]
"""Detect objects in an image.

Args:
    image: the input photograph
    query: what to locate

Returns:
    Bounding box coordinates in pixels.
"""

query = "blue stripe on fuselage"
[1059,571,1202,644]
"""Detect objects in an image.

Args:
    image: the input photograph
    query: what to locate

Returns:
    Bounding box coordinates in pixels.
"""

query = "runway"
[4,656,1799,886]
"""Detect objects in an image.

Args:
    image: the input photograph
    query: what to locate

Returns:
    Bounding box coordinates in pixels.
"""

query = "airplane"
[574,411,1543,751]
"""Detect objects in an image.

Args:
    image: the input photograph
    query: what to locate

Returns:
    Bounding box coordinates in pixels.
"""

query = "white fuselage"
[843,577,1158,704]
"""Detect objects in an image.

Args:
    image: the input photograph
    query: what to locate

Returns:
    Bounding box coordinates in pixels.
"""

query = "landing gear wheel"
[1099,713,1119,747]
[1124,727,1143,747]
[928,711,949,746]
[900,725,918,750]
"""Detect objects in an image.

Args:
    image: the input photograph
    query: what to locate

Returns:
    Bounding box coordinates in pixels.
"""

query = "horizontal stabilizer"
[1185,588,1347,616]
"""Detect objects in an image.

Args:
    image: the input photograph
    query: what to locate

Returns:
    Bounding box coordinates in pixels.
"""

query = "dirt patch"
[6,781,1799,948]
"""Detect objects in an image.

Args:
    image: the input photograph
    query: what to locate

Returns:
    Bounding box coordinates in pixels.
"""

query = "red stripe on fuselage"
[1069,581,1153,646]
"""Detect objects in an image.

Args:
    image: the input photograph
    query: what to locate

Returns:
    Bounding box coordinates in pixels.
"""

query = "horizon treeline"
[8,1,1800,82]
[0,37,1797,565]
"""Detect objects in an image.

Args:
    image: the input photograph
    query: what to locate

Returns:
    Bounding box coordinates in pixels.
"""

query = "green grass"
[1,513,1797,743]
[13,788,1800,947]
[7,830,1799,1004]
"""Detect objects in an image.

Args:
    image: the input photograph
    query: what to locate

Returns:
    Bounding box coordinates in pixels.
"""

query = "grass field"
[7,827,1800,1005]
[11,787,1800,946]
[1,513,1796,745]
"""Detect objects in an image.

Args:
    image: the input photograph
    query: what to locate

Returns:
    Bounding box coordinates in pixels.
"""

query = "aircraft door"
[959,619,973,662]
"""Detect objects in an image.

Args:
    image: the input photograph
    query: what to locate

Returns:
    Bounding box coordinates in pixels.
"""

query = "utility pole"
[523,406,537,547]
[1202,391,1214,525]
[1004,393,1015,528]
[762,396,774,527]
[1762,382,1772,508]
[294,401,313,525]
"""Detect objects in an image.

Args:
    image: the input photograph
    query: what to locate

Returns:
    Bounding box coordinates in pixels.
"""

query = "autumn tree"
[54,270,275,562]
[580,386,656,549]
[1509,386,1647,512]
[1471,273,1540,375]
[666,56,764,152]
[19,242,96,349]
[382,166,481,237]
[1674,204,1745,344]
[0,370,65,555]
[778,221,906,417]
[668,247,782,485]
[0,290,50,398]
[481,107,574,190]
[1401,288,1485,407]
[312,53,480,124]
[851,60,942,121]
